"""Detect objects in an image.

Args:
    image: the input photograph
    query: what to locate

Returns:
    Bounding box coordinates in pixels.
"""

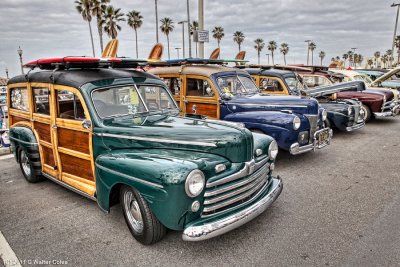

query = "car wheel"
[19,149,43,183]
[361,104,372,122]
[120,185,166,245]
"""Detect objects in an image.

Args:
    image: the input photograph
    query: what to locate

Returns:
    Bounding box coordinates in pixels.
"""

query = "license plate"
[317,130,329,143]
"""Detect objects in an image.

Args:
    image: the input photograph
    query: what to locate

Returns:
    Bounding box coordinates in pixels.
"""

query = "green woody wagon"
[7,57,282,244]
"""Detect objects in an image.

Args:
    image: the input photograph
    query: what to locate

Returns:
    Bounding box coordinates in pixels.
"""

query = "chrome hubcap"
[123,191,144,234]
[20,151,31,177]
[361,106,368,121]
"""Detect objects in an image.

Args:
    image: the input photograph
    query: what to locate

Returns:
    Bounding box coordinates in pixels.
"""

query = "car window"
[161,77,181,96]
[57,91,86,120]
[216,75,259,95]
[303,75,331,87]
[33,87,50,115]
[260,78,284,92]
[92,85,177,118]
[186,78,215,97]
[10,87,29,111]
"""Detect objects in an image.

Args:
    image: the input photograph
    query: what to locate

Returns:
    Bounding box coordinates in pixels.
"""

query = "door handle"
[52,124,57,129]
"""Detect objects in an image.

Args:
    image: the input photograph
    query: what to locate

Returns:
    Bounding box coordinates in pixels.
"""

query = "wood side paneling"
[60,153,94,181]
[34,121,51,143]
[57,128,90,154]
[185,103,218,118]
[11,115,30,125]
[41,146,55,167]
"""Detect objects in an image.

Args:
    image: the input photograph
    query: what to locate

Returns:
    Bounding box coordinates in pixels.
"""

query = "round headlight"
[185,170,205,198]
[293,116,301,130]
[347,106,353,115]
[322,109,328,121]
[268,140,279,160]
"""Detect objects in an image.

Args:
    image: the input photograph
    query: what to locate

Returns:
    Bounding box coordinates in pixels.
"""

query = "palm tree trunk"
[195,43,198,57]
[284,54,286,65]
[167,35,170,59]
[320,58,322,65]
[238,43,241,52]
[135,29,139,59]
[217,40,220,49]
[97,18,104,53]
[311,51,314,65]
[258,51,260,64]
[271,52,274,65]
[88,21,96,57]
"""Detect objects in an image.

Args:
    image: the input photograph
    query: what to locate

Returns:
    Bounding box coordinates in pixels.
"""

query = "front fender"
[95,148,229,230]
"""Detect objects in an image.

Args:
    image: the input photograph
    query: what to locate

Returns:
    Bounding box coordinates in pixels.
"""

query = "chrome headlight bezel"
[185,170,205,198]
[347,106,353,116]
[322,109,328,121]
[293,116,301,130]
[268,140,279,160]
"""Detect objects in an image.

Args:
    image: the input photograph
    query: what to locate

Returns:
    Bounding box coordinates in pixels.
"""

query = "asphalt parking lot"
[0,118,399,267]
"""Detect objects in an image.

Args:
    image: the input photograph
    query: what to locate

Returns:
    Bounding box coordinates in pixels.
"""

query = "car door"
[53,85,95,197]
[183,75,220,119]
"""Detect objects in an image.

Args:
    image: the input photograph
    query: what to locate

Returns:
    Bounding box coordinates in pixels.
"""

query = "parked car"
[7,57,283,244]
[148,60,332,155]
[245,67,365,131]
[294,68,400,122]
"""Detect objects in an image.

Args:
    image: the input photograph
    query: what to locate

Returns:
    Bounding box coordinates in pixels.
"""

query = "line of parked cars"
[6,56,400,245]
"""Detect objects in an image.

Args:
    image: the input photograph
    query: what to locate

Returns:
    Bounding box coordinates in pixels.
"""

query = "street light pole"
[178,21,187,58]
[175,48,181,59]
[198,0,204,58]
[17,46,24,75]
[391,3,400,65]
[266,53,270,64]
[305,40,311,65]
[155,0,159,43]
[186,0,192,58]
[5,68,9,79]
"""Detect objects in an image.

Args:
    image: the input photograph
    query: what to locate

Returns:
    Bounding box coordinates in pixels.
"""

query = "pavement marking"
[0,154,13,161]
[0,231,22,267]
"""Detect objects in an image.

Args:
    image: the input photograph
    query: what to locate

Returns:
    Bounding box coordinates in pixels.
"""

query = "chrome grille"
[304,114,318,142]
[353,105,362,123]
[202,157,270,217]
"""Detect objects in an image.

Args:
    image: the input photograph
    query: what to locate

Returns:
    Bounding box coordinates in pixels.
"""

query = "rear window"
[10,87,29,111]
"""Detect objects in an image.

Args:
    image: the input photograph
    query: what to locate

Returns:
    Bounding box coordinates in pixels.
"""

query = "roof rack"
[23,57,148,70]
[235,64,312,72]
[146,58,248,67]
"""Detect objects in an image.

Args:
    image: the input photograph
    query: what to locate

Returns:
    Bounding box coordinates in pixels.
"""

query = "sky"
[0,0,397,77]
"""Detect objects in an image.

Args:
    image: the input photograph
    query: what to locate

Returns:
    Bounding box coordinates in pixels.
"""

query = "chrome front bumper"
[289,127,333,155]
[182,177,283,241]
[345,122,365,132]
[374,104,400,118]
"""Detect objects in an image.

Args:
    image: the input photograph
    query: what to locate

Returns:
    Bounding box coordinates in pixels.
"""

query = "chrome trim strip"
[9,137,38,146]
[97,133,217,147]
[203,177,267,212]
[183,177,283,241]
[345,122,365,132]
[42,173,97,201]
[206,157,269,188]
[240,103,308,108]
[204,164,268,197]
[204,174,266,205]
[95,163,164,189]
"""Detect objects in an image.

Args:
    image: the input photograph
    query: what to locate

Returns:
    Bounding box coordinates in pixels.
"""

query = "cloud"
[0,0,396,77]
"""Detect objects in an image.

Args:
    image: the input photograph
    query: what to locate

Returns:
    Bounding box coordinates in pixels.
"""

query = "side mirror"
[82,119,92,129]
[221,92,233,100]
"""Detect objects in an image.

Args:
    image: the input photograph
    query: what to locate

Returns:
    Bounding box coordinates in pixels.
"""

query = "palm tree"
[280,43,289,65]
[374,51,381,68]
[127,10,143,59]
[353,54,359,67]
[319,51,326,65]
[382,54,388,68]
[308,42,316,65]
[75,0,96,57]
[342,54,349,67]
[267,41,277,65]
[367,59,374,69]
[233,31,245,52]
[347,51,354,67]
[386,49,392,67]
[254,38,265,64]
[358,54,364,67]
[160,17,174,59]
[395,35,400,65]
[103,5,125,39]
[212,26,225,49]
[190,21,199,57]
[91,0,110,53]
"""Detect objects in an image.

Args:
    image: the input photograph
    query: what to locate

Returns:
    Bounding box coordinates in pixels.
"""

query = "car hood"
[305,81,366,98]
[94,114,256,163]
[224,93,319,115]
[365,89,394,101]
[371,67,400,86]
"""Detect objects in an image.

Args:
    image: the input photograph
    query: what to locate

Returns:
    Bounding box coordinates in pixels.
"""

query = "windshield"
[354,74,372,85]
[285,76,305,92]
[302,75,332,88]
[216,75,259,95]
[92,84,178,118]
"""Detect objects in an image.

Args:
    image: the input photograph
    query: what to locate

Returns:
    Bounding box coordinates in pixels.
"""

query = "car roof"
[245,68,294,76]
[148,65,248,77]
[8,68,159,89]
